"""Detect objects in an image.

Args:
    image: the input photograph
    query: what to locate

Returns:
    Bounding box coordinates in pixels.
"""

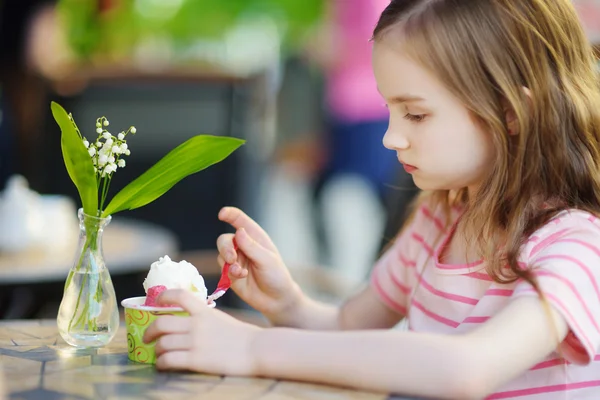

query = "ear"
[505,107,518,136]
[504,87,532,136]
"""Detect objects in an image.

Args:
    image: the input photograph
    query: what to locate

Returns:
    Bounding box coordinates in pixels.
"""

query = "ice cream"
[142,256,207,306]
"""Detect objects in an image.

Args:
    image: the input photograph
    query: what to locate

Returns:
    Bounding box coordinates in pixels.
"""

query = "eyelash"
[404,113,426,122]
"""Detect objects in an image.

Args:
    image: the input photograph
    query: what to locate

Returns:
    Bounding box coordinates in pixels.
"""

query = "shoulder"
[521,209,600,261]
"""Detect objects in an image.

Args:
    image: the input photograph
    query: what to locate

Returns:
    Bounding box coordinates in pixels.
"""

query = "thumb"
[234,228,276,269]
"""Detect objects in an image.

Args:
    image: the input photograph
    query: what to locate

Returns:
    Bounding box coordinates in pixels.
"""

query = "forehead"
[372,40,450,101]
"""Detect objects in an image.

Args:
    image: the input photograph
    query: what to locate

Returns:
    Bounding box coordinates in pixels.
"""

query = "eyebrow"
[376,88,425,104]
[388,94,426,104]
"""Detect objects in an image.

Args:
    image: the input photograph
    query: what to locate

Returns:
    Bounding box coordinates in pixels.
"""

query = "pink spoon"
[207,239,238,303]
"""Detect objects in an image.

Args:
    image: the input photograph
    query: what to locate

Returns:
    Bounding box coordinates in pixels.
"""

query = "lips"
[401,162,417,173]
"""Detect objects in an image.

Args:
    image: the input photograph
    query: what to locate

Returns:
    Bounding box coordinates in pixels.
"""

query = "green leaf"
[102,135,245,217]
[51,101,98,215]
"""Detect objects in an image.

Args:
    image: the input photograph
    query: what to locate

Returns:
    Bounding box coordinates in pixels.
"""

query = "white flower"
[107,163,117,174]
[130,127,137,134]
[102,132,111,140]
[118,159,126,168]
[117,133,125,140]
[120,143,128,152]
[88,147,96,156]
[125,149,131,156]
[83,140,89,148]
[103,120,109,127]
[96,141,103,148]
[105,138,114,147]
[98,154,108,166]
[96,122,101,128]
[108,155,115,164]
[111,146,120,154]
[96,128,103,134]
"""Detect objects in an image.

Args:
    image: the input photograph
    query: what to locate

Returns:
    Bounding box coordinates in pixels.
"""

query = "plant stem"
[67,221,98,332]
[99,175,112,214]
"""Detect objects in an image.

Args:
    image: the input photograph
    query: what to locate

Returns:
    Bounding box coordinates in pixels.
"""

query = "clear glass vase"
[57,208,119,347]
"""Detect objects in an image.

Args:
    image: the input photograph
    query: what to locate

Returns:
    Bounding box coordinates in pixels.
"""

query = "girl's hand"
[143,289,261,376]
[216,207,303,322]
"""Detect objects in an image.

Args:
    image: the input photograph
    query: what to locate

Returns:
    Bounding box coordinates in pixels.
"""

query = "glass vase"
[57,208,119,347]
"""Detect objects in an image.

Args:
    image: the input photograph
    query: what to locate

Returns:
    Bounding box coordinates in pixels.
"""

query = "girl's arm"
[254,296,568,399]
[216,206,405,331]
[274,284,404,330]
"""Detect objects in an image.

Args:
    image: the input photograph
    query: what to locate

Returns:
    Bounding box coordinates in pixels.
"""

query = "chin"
[412,176,458,192]
[411,176,438,191]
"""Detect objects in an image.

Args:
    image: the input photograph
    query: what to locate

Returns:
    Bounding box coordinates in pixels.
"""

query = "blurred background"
[0,0,599,321]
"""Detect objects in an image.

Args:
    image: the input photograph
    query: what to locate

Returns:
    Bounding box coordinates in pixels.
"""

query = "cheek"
[418,122,493,168]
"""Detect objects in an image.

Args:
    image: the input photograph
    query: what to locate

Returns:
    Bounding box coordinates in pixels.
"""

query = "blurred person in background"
[305,0,418,283]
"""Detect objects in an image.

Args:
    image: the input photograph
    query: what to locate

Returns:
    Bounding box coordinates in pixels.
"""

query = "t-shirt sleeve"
[369,203,440,316]
[513,214,600,365]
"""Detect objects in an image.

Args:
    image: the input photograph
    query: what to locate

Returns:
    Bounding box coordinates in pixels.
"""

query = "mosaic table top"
[0,319,417,400]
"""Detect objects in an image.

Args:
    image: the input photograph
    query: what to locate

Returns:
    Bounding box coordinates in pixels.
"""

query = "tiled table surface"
[0,319,418,400]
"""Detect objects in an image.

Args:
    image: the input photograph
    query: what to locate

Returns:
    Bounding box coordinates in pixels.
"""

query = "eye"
[403,113,426,122]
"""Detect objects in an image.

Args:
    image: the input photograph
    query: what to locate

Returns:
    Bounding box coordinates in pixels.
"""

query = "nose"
[383,128,410,151]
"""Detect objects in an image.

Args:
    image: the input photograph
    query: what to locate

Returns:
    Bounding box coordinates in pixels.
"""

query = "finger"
[143,315,190,343]
[229,263,248,278]
[234,228,276,270]
[156,351,193,371]
[157,289,206,316]
[155,333,192,357]
[218,254,248,279]
[216,233,237,264]
[218,207,275,250]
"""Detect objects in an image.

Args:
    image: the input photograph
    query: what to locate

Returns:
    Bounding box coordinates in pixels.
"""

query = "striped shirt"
[371,204,600,399]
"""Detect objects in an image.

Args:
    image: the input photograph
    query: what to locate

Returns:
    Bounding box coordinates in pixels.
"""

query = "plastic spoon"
[207,239,238,303]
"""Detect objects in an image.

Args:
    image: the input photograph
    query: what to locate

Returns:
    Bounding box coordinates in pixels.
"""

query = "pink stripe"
[529,228,571,257]
[462,316,489,324]
[465,272,493,281]
[436,258,484,270]
[589,215,597,223]
[389,268,411,295]
[530,358,569,370]
[516,288,595,353]
[535,270,600,333]
[526,235,540,243]
[411,233,434,255]
[484,288,513,296]
[417,276,479,305]
[552,218,562,225]
[534,254,600,303]
[411,299,459,328]
[596,355,600,361]
[372,268,407,315]
[488,380,600,399]
[420,206,446,232]
[398,254,416,268]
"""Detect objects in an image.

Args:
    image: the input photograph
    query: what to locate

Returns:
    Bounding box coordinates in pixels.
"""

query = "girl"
[143,1,600,398]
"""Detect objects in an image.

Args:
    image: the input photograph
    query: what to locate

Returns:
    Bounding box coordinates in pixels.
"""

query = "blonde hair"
[374,0,600,290]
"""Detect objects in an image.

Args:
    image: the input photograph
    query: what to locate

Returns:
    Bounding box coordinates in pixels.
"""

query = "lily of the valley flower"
[84,117,135,178]
[82,116,137,211]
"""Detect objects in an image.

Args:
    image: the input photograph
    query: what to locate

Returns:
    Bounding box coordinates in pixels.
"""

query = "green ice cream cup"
[121,296,214,364]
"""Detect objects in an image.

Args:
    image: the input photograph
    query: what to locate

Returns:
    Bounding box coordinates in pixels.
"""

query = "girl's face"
[372,40,496,194]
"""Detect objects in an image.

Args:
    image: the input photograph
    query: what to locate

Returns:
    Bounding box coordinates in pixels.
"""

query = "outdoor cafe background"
[1,0,600,320]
